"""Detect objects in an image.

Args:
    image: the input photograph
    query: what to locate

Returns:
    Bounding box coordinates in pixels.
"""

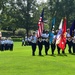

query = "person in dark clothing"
[66,29,72,53]
[51,39,56,55]
[49,30,56,55]
[44,38,49,55]
[72,36,75,53]
[67,37,72,53]
[57,45,60,55]
[57,45,66,55]
[62,44,66,55]
[31,32,37,56]
[37,37,43,56]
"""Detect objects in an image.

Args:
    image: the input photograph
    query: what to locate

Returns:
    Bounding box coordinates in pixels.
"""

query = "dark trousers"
[10,44,13,51]
[45,43,49,55]
[62,50,65,54]
[57,46,60,54]
[45,45,49,55]
[28,41,31,45]
[51,43,56,55]
[44,41,49,55]
[67,41,72,53]
[57,45,66,54]
[62,44,66,54]
[73,43,75,53]
[31,43,36,56]
[22,42,24,46]
[5,44,8,50]
[38,45,43,55]
[1,44,4,51]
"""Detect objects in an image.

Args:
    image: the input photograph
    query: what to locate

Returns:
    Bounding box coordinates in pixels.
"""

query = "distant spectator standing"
[22,38,25,46]
[25,35,28,46]
[28,35,32,45]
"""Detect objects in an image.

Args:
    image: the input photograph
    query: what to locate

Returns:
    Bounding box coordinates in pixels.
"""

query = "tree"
[0,0,38,36]
[48,0,75,29]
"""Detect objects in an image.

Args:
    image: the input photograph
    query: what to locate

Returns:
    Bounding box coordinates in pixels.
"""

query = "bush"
[2,31,13,37]
[15,28,26,37]
[11,36,23,42]
[11,37,22,42]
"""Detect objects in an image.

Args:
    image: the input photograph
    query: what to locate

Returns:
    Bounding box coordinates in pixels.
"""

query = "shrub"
[2,31,13,37]
[11,37,22,42]
[15,28,26,37]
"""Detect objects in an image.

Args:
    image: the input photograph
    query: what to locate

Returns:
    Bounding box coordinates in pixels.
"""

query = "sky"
[37,0,47,3]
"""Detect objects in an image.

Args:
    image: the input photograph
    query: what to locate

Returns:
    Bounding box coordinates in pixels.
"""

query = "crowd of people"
[0,37,13,51]
[22,28,75,56]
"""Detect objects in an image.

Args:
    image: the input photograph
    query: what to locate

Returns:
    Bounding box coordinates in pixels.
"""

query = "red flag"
[36,9,44,38]
[58,18,67,50]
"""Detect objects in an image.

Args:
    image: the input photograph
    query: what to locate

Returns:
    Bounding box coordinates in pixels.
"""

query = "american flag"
[36,9,44,38]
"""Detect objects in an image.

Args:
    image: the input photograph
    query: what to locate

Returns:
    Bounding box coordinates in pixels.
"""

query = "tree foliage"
[0,0,75,35]
[48,0,75,29]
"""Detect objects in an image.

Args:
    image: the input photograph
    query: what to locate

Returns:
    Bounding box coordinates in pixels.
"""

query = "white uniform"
[31,36,37,43]
[9,40,13,50]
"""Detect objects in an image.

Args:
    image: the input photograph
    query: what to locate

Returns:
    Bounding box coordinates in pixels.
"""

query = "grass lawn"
[0,42,75,75]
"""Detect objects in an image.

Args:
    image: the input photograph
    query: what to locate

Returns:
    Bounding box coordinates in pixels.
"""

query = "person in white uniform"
[31,32,37,56]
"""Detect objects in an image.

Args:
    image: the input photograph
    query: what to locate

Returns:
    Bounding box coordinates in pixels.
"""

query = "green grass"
[0,42,75,75]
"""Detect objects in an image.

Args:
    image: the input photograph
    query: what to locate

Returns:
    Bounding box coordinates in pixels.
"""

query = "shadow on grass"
[57,54,68,57]
[32,54,68,57]
[70,53,75,55]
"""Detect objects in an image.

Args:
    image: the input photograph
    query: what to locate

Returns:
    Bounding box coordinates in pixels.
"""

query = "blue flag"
[49,32,54,44]
[51,17,55,30]
[70,20,75,36]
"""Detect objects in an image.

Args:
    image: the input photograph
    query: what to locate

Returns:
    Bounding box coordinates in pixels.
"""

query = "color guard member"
[66,29,72,53]
[72,36,75,53]
[37,37,43,56]
[31,32,37,56]
[49,30,56,55]
[44,37,49,55]
[44,31,49,55]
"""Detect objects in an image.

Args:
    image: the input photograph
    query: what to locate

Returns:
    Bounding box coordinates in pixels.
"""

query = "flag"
[36,9,44,38]
[70,20,75,36]
[0,32,2,39]
[49,31,54,44]
[58,18,67,50]
[51,17,55,30]
[59,19,63,29]
[56,19,63,44]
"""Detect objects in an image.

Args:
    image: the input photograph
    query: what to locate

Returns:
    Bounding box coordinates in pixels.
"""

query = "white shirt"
[41,33,46,38]
[42,33,49,38]
[9,40,13,44]
[66,33,70,37]
[31,36,37,43]
[1,40,5,44]
[28,36,32,42]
